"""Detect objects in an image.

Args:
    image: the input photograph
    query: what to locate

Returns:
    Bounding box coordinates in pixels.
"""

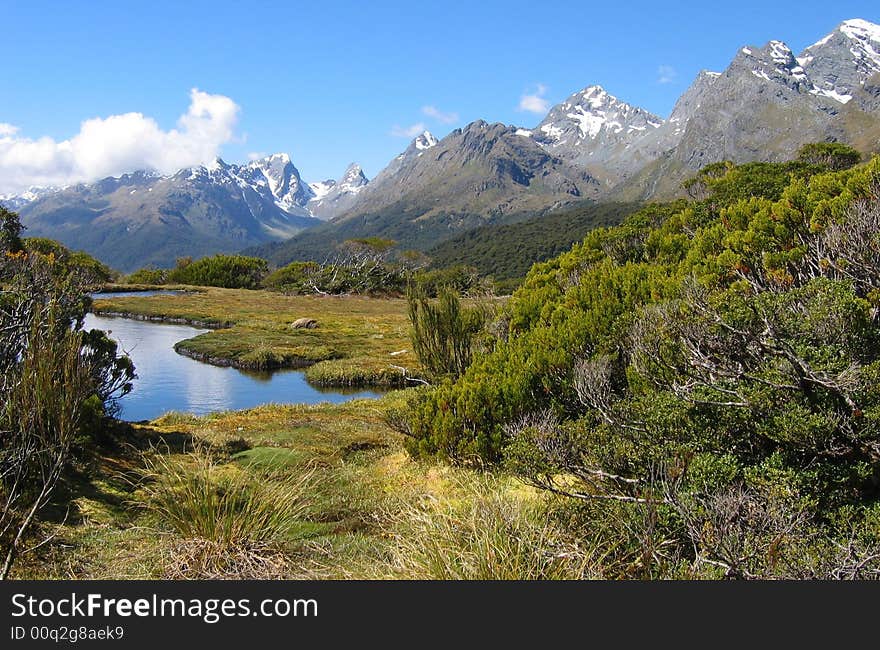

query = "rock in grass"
[291,318,319,329]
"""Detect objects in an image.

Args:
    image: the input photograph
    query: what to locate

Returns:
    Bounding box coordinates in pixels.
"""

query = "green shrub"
[167,254,268,289]
[408,287,487,381]
[124,267,168,284]
[399,154,880,494]
[797,141,862,171]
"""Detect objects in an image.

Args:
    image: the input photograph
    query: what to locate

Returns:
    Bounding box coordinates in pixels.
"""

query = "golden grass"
[24,393,555,580]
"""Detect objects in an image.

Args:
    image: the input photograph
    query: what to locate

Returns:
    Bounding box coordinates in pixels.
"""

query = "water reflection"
[84,313,382,422]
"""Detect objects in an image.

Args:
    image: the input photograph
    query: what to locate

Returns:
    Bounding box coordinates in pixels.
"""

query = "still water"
[83,313,383,422]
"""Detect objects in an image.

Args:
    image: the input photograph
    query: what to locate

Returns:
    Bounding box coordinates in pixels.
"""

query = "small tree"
[407,286,486,380]
[0,205,24,254]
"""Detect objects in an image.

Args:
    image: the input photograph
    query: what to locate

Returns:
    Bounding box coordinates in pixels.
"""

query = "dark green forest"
[426,202,638,283]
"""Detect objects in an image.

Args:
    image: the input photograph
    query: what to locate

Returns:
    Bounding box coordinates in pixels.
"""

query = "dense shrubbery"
[0,207,134,577]
[22,237,115,284]
[166,254,268,289]
[124,254,268,289]
[124,267,168,285]
[393,149,880,577]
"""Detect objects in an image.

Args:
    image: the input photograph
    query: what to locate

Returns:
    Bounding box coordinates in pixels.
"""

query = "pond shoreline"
[91,309,232,330]
[172,341,314,371]
[84,313,384,421]
[89,287,423,390]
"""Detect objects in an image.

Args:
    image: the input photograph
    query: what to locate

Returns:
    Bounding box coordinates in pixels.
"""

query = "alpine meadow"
[3,8,880,584]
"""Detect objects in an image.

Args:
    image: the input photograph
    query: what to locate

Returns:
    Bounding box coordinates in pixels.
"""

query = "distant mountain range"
[4,18,880,271]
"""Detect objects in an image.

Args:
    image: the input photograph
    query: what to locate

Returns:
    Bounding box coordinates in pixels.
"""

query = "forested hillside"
[426,202,639,283]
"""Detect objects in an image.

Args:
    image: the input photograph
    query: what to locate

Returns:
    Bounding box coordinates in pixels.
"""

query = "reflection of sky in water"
[84,314,382,422]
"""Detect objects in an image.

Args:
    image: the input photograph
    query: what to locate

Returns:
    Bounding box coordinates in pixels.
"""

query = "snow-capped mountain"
[7,154,322,271]
[530,85,663,177]
[307,163,369,220]
[0,185,63,211]
[798,18,880,109]
[7,18,880,271]
[166,155,317,232]
[237,153,315,213]
[603,18,880,199]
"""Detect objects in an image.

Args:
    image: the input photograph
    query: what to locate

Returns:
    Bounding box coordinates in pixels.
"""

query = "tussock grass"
[28,396,573,581]
[138,447,312,578]
[384,475,600,580]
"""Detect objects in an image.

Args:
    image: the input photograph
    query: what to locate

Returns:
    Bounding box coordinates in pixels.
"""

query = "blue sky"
[1,0,878,190]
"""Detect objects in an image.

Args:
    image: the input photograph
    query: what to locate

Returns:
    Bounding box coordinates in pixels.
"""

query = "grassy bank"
[91,287,423,386]
[17,394,594,580]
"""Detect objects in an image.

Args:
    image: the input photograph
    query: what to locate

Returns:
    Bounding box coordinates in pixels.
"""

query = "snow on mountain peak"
[580,85,610,107]
[793,18,880,106]
[414,131,438,150]
[840,18,880,44]
[839,18,880,70]
[768,40,795,65]
[338,163,368,192]
[538,84,662,144]
[205,157,227,172]
[308,180,336,200]
[737,39,810,88]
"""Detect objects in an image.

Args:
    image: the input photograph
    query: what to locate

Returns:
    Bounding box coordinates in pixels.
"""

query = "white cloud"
[0,89,240,194]
[247,151,267,161]
[518,84,550,114]
[657,65,677,84]
[391,122,427,138]
[421,105,458,124]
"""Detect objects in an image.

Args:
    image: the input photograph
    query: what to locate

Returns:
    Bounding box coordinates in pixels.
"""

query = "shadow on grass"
[40,418,202,527]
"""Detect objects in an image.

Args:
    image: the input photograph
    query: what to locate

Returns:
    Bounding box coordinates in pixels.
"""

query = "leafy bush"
[124,267,168,285]
[395,153,880,577]
[166,254,268,289]
[410,265,486,296]
[797,141,862,171]
[398,154,880,492]
[23,237,114,284]
[0,213,134,577]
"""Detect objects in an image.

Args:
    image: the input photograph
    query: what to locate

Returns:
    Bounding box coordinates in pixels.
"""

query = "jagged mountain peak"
[305,162,370,220]
[534,84,663,148]
[732,39,810,91]
[796,18,880,107]
[339,163,368,188]
[342,162,364,176]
